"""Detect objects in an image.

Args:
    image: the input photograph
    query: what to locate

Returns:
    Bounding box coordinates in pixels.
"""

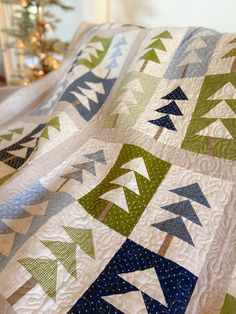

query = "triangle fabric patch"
[109,47,122,59]
[8,147,28,159]
[111,101,130,115]
[126,78,144,93]
[87,47,98,58]
[223,48,236,58]
[208,82,236,100]
[21,138,38,148]
[24,200,49,216]
[153,31,172,40]
[179,50,202,66]
[140,49,160,64]
[121,157,150,180]
[63,226,95,259]
[201,100,236,119]
[2,216,33,234]
[152,216,194,246]
[0,133,13,141]
[114,37,128,47]
[0,233,15,256]
[41,117,61,140]
[10,128,24,135]
[161,200,202,226]
[100,187,129,213]
[156,101,183,116]
[84,150,106,165]
[43,241,77,278]
[68,239,197,313]
[106,59,119,69]
[81,52,92,63]
[80,87,98,103]
[119,268,168,307]
[193,30,214,38]
[73,161,96,176]
[103,291,147,314]
[85,82,105,95]
[47,116,60,131]
[161,86,188,100]
[149,115,176,131]
[111,171,140,195]
[196,119,233,139]
[118,90,137,104]
[148,38,166,51]
[19,258,58,300]
[170,182,211,208]
[220,294,236,314]
[185,37,208,51]
[70,91,91,110]
[89,41,104,51]
[61,170,83,183]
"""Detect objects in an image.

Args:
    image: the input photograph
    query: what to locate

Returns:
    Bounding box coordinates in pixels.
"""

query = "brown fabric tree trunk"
[154,127,163,140]
[205,137,217,156]
[231,57,236,72]
[140,59,148,72]
[7,277,37,306]
[56,178,69,192]
[98,201,113,222]
[112,113,119,128]
[181,64,189,79]
[158,234,174,256]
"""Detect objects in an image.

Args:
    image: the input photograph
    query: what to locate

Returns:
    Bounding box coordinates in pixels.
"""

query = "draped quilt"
[0,23,235,314]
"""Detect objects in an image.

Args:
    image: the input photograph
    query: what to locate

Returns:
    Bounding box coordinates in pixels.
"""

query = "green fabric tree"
[139,31,172,72]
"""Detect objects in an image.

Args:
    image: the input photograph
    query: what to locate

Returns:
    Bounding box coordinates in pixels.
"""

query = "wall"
[110,0,236,33]
[53,0,84,42]
[53,0,109,43]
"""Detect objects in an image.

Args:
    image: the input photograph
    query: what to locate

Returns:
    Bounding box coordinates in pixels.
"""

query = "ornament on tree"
[1,0,74,85]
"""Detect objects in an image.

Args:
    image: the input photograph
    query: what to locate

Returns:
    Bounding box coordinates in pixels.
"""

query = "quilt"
[0,22,235,314]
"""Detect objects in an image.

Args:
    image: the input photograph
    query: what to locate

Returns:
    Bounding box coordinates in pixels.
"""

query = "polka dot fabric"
[68,239,197,313]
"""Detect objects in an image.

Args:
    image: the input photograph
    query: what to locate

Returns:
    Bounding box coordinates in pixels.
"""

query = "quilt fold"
[0,22,235,314]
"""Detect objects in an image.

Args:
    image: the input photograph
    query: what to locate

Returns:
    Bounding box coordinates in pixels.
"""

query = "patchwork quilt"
[0,22,235,314]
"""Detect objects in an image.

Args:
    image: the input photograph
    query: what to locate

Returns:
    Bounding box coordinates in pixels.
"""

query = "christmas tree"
[1,0,73,85]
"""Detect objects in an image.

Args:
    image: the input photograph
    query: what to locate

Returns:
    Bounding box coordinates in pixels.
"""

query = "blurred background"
[0,0,235,86]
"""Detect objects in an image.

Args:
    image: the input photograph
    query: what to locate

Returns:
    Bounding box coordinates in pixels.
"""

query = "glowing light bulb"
[30,36,37,43]
[16,40,25,48]
[21,0,28,8]
[40,53,46,59]
[45,23,52,32]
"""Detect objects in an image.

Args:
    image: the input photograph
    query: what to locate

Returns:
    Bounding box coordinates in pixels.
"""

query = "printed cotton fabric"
[0,23,235,314]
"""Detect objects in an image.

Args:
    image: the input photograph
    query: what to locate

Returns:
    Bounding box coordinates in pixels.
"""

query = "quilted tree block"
[182,73,236,160]
[0,124,45,184]
[164,27,221,79]
[133,78,200,148]
[60,71,116,121]
[76,35,113,70]
[68,239,197,314]
[0,181,75,271]
[79,144,171,236]
[0,23,236,314]
[102,71,160,128]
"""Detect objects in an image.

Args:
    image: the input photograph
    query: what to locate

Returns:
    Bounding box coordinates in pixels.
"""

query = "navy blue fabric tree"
[68,239,197,314]
[149,86,188,139]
